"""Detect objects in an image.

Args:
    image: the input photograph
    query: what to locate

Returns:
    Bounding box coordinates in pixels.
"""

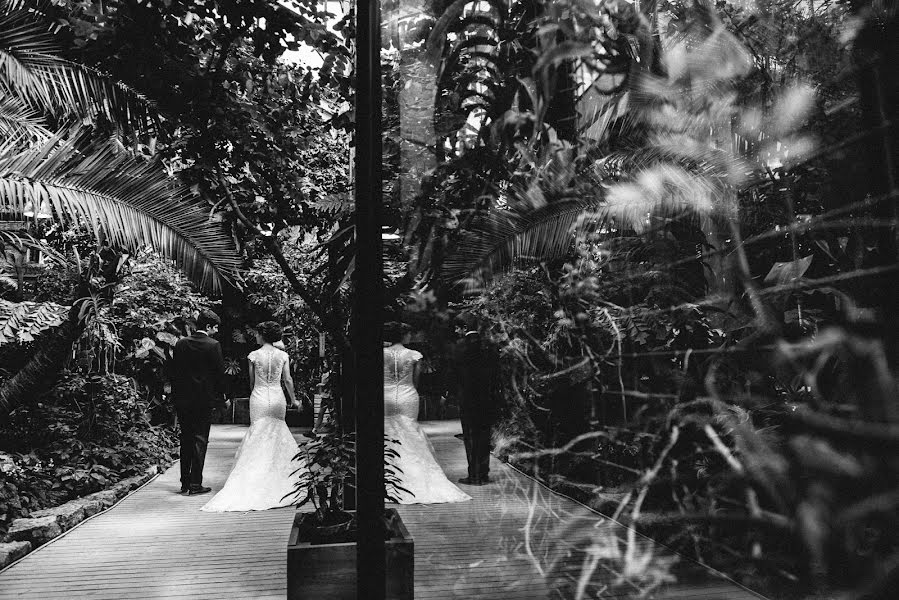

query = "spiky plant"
[0,132,243,293]
[0,0,241,293]
[0,0,155,139]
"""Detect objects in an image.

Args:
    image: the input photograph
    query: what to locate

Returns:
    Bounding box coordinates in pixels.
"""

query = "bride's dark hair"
[383,321,409,343]
[256,321,283,344]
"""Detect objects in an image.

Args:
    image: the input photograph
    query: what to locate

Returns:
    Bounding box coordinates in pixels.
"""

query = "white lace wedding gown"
[384,344,471,505]
[201,345,306,512]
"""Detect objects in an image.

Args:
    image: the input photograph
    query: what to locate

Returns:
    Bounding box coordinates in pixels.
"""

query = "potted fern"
[285,421,414,599]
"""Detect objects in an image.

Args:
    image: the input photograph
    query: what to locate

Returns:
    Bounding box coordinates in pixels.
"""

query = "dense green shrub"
[0,372,177,537]
[108,250,216,421]
[26,263,81,305]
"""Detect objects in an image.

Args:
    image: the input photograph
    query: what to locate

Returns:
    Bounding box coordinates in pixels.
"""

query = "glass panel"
[380,0,898,598]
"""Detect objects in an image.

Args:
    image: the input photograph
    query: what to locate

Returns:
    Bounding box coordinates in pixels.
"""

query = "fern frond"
[0,133,243,293]
[442,196,603,290]
[0,3,155,135]
[0,297,69,345]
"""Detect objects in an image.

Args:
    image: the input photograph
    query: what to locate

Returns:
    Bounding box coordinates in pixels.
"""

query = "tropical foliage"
[383,0,898,598]
[0,299,68,346]
[0,0,242,294]
[0,0,155,139]
[50,0,355,343]
[242,236,340,404]
[0,371,176,539]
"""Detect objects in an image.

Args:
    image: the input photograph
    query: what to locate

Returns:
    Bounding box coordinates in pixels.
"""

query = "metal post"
[354,0,386,597]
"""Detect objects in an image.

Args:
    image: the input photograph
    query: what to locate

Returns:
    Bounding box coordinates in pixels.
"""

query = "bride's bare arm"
[248,360,255,390]
[282,356,298,406]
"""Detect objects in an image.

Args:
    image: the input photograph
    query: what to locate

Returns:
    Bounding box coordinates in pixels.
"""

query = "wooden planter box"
[287,509,414,599]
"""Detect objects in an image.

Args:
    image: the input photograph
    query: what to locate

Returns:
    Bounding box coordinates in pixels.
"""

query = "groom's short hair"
[196,309,221,331]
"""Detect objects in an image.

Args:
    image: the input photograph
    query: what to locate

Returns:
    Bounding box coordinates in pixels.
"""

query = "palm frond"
[0,93,51,140]
[598,163,723,232]
[0,5,66,106]
[310,193,353,218]
[0,133,243,293]
[0,297,69,345]
[596,143,748,186]
[0,229,66,265]
[0,3,155,135]
[442,196,602,290]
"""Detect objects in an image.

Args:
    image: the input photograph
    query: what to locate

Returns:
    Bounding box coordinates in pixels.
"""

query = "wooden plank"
[0,422,766,600]
[0,425,297,600]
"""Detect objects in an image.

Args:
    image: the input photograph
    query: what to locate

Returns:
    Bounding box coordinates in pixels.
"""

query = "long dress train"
[201,345,306,512]
[384,344,471,505]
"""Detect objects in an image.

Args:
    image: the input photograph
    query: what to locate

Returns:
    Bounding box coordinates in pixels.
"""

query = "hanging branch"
[221,180,350,352]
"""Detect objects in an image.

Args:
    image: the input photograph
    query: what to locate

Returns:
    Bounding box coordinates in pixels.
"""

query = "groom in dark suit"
[171,309,229,495]
[453,313,498,486]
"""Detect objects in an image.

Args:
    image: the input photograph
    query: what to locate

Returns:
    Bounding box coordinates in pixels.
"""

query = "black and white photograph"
[0,0,897,598]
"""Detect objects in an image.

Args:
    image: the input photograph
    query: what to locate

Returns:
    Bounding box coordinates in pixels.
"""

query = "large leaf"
[0,133,243,293]
[0,94,50,140]
[0,1,155,135]
[0,297,69,345]
[442,196,603,290]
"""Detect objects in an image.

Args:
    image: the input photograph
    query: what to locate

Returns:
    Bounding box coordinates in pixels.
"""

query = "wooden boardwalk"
[0,422,763,599]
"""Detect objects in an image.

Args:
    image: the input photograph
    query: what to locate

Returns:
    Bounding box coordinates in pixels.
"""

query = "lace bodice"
[248,345,288,388]
[383,345,422,388]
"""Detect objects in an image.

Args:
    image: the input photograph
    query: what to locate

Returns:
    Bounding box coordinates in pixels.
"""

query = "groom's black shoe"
[178,486,189,494]
[458,477,490,486]
[187,486,212,496]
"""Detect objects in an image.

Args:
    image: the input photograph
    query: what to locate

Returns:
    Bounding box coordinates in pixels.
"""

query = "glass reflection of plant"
[399,0,898,597]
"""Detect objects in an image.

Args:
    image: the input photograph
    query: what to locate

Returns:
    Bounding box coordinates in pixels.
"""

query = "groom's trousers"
[178,415,212,488]
[461,415,491,481]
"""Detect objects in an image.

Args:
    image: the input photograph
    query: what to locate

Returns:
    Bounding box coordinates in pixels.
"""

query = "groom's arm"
[169,339,187,400]
[210,342,228,406]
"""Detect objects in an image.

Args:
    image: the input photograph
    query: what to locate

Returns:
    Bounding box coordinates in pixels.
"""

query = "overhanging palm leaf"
[0,94,50,140]
[442,196,604,290]
[0,133,243,293]
[0,1,155,135]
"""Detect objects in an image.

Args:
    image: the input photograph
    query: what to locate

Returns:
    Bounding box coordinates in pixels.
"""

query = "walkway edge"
[0,464,167,575]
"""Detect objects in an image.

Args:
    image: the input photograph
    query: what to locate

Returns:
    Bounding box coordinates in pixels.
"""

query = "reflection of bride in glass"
[383,322,471,504]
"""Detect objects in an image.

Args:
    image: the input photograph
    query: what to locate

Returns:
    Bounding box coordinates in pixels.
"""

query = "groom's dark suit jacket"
[450,334,499,426]
[171,332,227,420]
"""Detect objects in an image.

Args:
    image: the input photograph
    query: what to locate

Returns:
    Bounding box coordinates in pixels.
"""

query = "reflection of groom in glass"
[171,309,230,495]
[453,313,497,486]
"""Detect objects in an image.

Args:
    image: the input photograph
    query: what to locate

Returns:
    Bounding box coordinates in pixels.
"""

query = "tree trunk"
[0,316,76,420]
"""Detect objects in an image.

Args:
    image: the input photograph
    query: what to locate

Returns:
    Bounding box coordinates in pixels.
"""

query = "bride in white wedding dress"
[383,323,471,505]
[201,322,306,512]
